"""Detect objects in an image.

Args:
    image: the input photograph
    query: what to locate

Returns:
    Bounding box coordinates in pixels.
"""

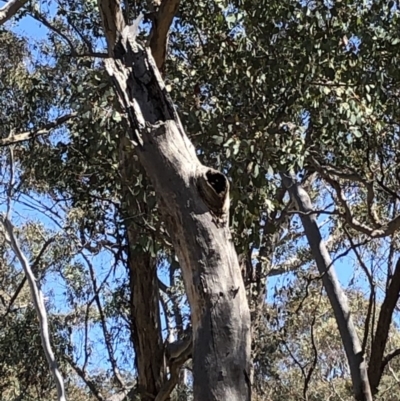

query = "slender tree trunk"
[101,12,252,401]
[368,258,400,394]
[126,240,165,399]
[119,149,166,400]
[282,174,373,401]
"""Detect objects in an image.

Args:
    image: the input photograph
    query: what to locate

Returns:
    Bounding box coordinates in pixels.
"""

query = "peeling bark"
[101,16,251,401]
[282,174,373,401]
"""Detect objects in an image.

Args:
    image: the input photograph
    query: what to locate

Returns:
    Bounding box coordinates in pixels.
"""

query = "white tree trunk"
[282,174,372,401]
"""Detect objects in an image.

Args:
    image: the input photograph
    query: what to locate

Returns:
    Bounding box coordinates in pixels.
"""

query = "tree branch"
[0,113,77,146]
[320,169,400,238]
[0,0,29,25]
[65,355,105,401]
[148,0,180,73]
[281,172,373,401]
[82,253,126,389]
[155,334,192,401]
[3,236,56,317]
[3,276,26,317]
[65,51,109,58]
[381,349,400,372]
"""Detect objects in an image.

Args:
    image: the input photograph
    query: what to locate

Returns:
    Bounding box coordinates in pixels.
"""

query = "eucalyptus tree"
[1,0,400,401]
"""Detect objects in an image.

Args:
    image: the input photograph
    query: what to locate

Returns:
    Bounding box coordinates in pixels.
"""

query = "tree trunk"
[368,258,400,394]
[282,174,373,401]
[119,147,165,400]
[126,242,165,400]
[103,17,252,401]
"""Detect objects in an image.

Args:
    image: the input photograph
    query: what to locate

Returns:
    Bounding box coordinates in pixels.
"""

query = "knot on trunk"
[196,168,230,221]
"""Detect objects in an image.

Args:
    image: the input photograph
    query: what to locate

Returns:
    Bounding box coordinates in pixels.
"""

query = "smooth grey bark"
[104,27,251,401]
[281,174,373,401]
[1,215,67,401]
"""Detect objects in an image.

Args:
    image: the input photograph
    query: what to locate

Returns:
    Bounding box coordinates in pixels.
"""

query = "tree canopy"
[1,0,400,400]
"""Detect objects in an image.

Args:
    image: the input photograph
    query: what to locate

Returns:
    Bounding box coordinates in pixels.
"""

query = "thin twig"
[82,252,126,389]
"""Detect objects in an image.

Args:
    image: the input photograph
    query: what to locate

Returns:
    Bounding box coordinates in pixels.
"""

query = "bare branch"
[0,113,77,147]
[268,232,343,277]
[1,215,67,401]
[344,229,374,286]
[381,349,400,371]
[281,172,373,401]
[65,12,94,53]
[31,10,79,55]
[6,140,15,216]
[82,253,126,389]
[303,308,319,401]
[65,355,105,401]
[3,276,26,317]
[65,52,109,58]
[315,162,381,227]
[0,0,29,25]
[320,170,400,238]
[3,236,56,317]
